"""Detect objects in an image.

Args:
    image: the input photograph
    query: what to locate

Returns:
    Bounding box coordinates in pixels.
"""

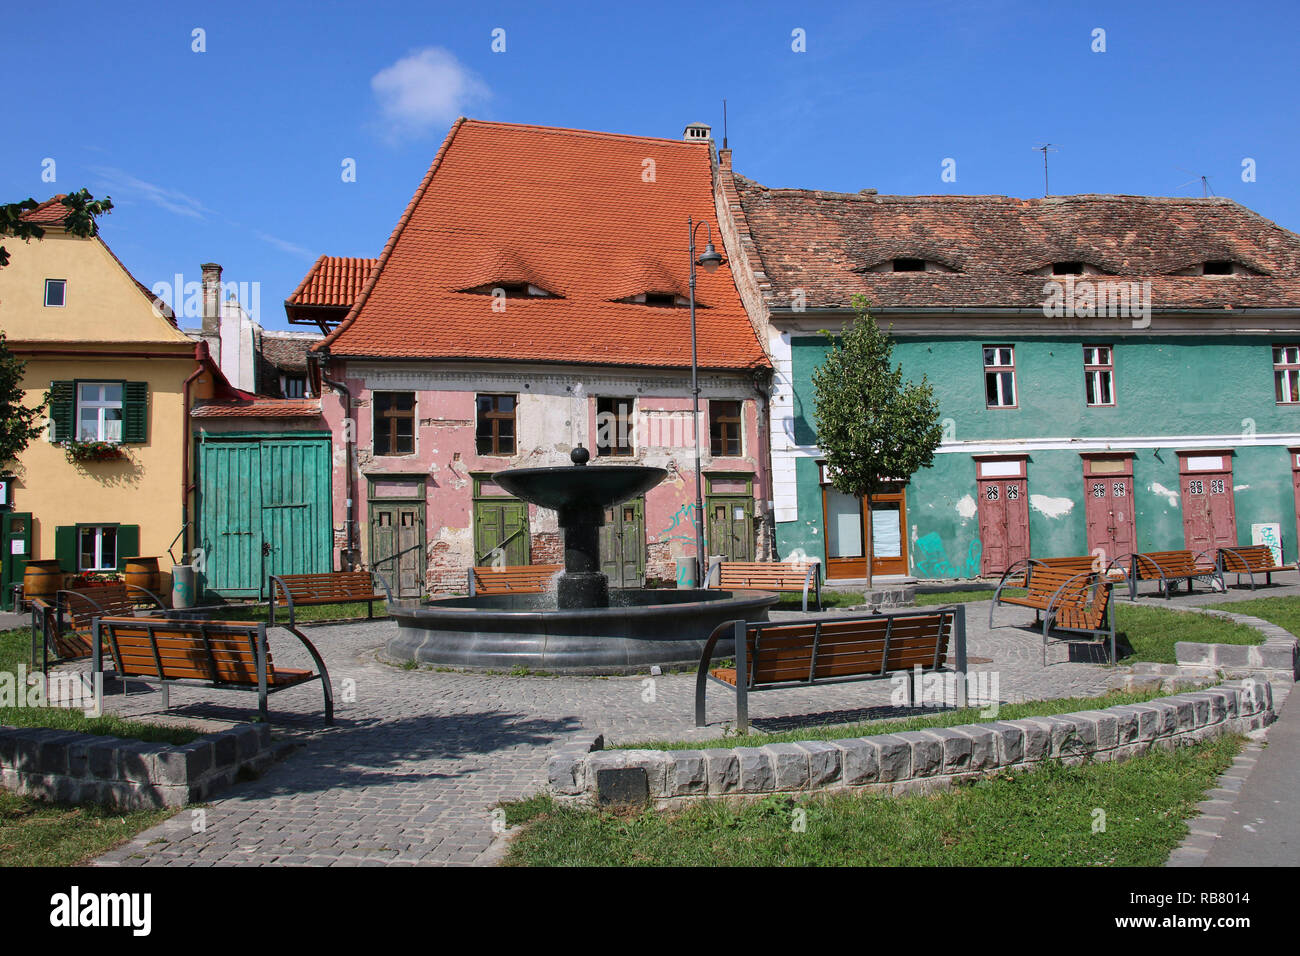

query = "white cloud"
[371,47,489,140]
[255,231,313,259]
[89,166,210,219]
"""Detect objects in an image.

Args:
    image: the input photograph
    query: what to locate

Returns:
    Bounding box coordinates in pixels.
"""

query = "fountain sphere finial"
[571,444,590,466]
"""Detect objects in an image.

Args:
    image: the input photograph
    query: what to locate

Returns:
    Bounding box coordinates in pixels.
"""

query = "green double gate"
[198,438,333,598]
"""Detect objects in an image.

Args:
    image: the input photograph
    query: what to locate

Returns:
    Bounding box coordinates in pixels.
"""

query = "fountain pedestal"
[555,501,608,609]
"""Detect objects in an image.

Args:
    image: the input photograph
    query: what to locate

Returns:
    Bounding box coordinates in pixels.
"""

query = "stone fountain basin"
[491,463,667,511]
[386,588,779,675]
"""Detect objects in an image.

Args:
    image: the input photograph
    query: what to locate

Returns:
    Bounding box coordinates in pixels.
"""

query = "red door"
[1181,472,1236,553]
[1082,458,1136,568]
[978,477,1029,575]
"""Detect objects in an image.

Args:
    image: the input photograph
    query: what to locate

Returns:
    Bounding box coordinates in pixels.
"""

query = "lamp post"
[688,217,724,586]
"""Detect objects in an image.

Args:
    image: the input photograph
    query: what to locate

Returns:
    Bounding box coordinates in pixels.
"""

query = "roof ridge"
[459,117,713,149]
[739,180,1238,206]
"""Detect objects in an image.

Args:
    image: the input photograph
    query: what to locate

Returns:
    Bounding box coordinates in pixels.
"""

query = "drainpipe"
[318,356,357,571]
[181,343,209,558]
[753,368,776,560]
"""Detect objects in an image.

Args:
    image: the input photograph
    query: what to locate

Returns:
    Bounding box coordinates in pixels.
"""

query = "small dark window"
[45,279,66,307]
[1052,262,1083,275]
[373,392,415,456]
[892,258,926,272]
[280,375,307,399]
[476,394,516,456]
[1203,261,1233,275]
[709,400,742,457]
[643,292,677,307]
[596,397,634,457]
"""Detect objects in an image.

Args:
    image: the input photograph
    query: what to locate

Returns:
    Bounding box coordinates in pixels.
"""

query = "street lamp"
[688,217,725,585]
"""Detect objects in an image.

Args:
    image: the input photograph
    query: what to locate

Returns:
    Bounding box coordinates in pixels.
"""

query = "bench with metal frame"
[1217,545,1297,591]
[268,570,392,626]
[1126,550,1222,600]
[705,557,823,612]
[1039,575,1117,666]
[466,564,563,596]
[990,561,1096,625]
[694,605,965,733]
[29,582,167,671]
[93,616,334,724]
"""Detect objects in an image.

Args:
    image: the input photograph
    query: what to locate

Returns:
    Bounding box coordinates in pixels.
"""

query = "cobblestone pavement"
[83,584,1297,866]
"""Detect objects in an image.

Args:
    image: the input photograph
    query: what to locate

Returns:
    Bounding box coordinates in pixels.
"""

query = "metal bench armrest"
[695,618,742,727]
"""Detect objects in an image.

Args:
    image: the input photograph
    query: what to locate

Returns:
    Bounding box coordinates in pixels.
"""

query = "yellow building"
[0,197,232,606]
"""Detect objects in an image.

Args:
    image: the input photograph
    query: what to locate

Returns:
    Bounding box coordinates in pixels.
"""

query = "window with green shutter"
[48,380,148,444]
[122,382,148,443]
[48,381,75,442]
[55,523,139,571]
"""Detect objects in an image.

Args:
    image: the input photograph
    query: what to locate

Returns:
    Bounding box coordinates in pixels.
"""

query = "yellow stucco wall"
[0,227,200,565]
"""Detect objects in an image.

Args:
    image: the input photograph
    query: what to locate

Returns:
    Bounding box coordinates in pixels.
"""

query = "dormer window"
[863,258,957,274]
[1203,261,1234,275]
[1052,262,1084,275]
[643,293,677,307]
[615,292,691,307]
[1170,260,1259,277]
[461,282,559,298]
[891,258,926,272]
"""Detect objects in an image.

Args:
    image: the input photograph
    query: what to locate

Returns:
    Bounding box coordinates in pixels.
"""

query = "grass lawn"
[503,733,1241,866]
[915,587,1007,606]
[1205,595,1300,636]
[617,687,1175,750]
[1114,604,1263,664]
[0,788,175,867]
[0,628,200,745]
[220,600,389,624]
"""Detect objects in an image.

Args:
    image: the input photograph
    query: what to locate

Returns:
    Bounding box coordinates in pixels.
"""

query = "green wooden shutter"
[48,381,75,442]
[115,525,139,570]
[54,525,77,572]
[122,382,148,443]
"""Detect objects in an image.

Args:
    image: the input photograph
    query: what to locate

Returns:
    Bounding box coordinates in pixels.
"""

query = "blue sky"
[4,0,1298,330]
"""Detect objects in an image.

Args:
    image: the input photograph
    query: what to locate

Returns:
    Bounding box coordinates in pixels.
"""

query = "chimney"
[682,122,712,144]
[718,148,732,171]
[201,263,222,335]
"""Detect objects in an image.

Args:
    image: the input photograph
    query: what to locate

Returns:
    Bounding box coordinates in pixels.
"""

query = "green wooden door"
[1,512,33,610]
[600,497,645,587]
[199,438,332,597]
[474,499,529,566]
[370,501,425,597]
[707,496,755,562]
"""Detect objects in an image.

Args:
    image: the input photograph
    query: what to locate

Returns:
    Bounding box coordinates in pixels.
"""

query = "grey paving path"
[74,582,1296,867]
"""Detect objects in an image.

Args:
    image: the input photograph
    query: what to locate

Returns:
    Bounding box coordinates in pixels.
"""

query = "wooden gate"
[600,497,645,587]
[1179,452,1237,553]
[1082,455,1136,567]
[975,457,1030,576]
[1,512,32,610]
[199,438,332,597]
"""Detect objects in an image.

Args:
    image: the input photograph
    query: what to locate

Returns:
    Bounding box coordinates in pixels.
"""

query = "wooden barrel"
[22,559,64,602]
[123,556,161,596]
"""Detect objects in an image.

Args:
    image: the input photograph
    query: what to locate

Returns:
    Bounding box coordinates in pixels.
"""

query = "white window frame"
[1275,345,1300,405]
[1084,345,1115,407]
[983,346,1017,408]
[78,525,118,572]
[76,382,124,443]
[44,278,66,307]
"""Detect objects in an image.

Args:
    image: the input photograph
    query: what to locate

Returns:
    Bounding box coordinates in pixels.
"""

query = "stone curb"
[546,680,1277,808]
[0,721,283,810]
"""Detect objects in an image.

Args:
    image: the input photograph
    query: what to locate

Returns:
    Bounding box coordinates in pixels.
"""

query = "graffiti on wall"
[912,533,982,578]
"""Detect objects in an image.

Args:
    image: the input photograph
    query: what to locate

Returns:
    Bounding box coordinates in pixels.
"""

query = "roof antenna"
[1175,167,1215,197]
[1033,144,1059,196]
[722,99,728,150]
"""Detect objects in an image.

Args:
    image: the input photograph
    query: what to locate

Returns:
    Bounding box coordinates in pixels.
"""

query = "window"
[1084,345,1115,407]
[280,375,307,399]
[1052,262,1084,275]
[1203,261,1234,275]
[372,392,414,456]
[476,394,516,456]
[709,400,742,457]
[1275,346,1300,404]
[983,346,1017,408]
[891,258,926,272]
[596,397,634,457]
[77,383,123,442]
[642,293,677,308]
[44,279,66,307]
[78,525,117,571]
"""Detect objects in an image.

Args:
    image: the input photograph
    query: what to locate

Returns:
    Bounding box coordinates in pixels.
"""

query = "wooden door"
[1181,472,1237,553]
[259,440,332,588]
[600,497,644,588]
[370,501,426,597]
[1,512,33,610]
[200,442,263,595]
[868,492,909,576]
[1083,462,1135,567]
[707,496,754,563]
[977,477,1029,575]
[473,499,529,566]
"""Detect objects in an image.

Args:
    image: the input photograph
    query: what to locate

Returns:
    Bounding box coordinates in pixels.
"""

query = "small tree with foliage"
[0,190,113,467]
[811,294,944,588]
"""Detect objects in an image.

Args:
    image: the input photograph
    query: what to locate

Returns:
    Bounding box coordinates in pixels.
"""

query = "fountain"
[385,447,778,673]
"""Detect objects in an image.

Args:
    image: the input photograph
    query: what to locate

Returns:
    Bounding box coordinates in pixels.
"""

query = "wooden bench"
[467,564,562,596]
[694,606,965,732]
[1040,576,1116,665]
[93,616,333,724]
[1217,545,1297,590]
[1127,550,1222,600]
[29,582,167,669]
[990,562,1096,624]
[705,558,822,611]
[268,571,392,626]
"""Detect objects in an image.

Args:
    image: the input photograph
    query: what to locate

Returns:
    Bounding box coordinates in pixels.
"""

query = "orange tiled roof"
[287,255,377,308]
[190,398,322,419]
[19,195,74,226]
[317,119,768,370]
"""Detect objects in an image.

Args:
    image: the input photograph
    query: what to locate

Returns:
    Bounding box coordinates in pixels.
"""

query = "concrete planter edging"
[0,722,282,810]
[546,680,1276,809]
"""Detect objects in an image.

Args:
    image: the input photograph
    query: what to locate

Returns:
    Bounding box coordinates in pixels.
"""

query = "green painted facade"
[776,331,1300,578]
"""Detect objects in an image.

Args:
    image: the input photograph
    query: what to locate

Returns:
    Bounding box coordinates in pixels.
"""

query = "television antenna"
[1174,167,1215,197]
[1033,144,1060,196]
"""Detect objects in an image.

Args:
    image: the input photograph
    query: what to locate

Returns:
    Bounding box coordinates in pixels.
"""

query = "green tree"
[0,190,113,466]
[810,294,944,587]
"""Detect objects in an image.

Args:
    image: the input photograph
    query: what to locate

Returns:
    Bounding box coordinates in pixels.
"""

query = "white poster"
[10,539,25,555]
[1251,523,1283,565]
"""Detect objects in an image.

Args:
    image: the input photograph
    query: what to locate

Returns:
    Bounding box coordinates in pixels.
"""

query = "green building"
[714,154,1300,582]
